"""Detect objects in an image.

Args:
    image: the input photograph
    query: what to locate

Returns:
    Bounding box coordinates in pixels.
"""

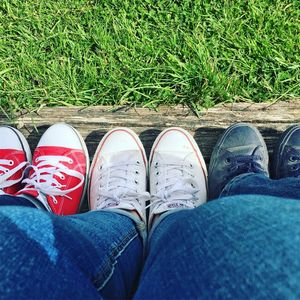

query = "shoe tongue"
[226,145,260,156]
[153,200,191,215]
[155,151,194,164]
[19,189,39,198]
[288,146,300,153]
[105,150,143,164]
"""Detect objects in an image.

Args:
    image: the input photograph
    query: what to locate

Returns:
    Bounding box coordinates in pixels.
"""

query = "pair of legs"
[0,123,299,298]
[1,186,300,299]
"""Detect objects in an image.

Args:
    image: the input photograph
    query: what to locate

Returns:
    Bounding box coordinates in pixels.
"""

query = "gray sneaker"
[208,123,269,200]
[273,124,300,179]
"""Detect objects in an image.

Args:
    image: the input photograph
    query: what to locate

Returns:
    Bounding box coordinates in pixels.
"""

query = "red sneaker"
[17,123,89,215]
[0,126,31,195]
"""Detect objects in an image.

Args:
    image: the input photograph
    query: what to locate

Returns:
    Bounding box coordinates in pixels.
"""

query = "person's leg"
[137,126,209,297]
[135,123,300,299]
[216,124,300,200]
[0,126,148,299]
[135,194,300,299]
[88,127,150,298]
[208,123,269,200]
[0,204,143,299]
[0,195,36,207]
[220,173,300,199]
[147,127,207,228]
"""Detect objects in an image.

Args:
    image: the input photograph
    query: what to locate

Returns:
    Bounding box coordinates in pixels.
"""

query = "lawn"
[0,0,299,116]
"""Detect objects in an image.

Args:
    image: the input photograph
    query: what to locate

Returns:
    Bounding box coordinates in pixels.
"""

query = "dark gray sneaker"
[273,124,300,179]
[208,123,269,200]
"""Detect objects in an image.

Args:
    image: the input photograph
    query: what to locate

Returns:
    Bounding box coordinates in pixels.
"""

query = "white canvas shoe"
[148,127,208,227]
[89,128,149,223]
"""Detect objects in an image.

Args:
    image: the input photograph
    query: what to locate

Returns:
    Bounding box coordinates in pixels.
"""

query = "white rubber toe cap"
[38,123,83,149]
[99,128,145,156]
[0,126,31,160]
[150,127,201,160]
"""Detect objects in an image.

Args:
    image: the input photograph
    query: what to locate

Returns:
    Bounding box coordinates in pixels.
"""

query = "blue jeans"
[0,173,300,299]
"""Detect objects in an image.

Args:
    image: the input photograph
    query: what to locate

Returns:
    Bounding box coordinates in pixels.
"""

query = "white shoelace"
[95,161,149,211]
[147,160,201,211]
[0,159,28,194]
[22,155,84,203]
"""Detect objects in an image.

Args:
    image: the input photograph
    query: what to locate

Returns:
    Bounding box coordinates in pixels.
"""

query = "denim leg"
[0,195,36,207]
[135,195,300,299]
[220,173,300,200]
[0,205,144,299]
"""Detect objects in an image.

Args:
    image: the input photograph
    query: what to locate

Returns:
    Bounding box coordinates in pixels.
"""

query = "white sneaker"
[148,127,208,227]
[89,128,149,223]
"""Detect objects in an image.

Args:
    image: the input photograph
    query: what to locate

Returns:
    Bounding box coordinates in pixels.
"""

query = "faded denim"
[0,173,300,299]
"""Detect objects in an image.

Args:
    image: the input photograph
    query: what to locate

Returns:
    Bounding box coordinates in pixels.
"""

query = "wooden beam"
[1,100,299,162]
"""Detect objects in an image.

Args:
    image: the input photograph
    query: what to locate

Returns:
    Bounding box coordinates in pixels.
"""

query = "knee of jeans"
[157,208,209,237]
[0,207,59,263]
[163,197,256,230]
[152,195,286,243]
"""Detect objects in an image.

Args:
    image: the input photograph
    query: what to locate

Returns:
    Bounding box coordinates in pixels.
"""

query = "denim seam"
[93,228,139,291]
[100,209,147,259]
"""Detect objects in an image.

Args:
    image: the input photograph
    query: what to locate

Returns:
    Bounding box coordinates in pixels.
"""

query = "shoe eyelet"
[60,175,65,180]
[156,171,159,175]
[225,158,231,164]
[68,159,73,164]
[134,180,139,184]
[156,182,158,186]
[53,199,58,204]
[135,170,139,174]
[136,161,140,165]
[191,183,195,188]
[9,160,14,166]
[289,156,296,162]
[189,163,193,168]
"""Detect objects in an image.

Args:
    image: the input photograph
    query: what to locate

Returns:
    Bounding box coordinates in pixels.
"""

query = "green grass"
[0,0,299,116]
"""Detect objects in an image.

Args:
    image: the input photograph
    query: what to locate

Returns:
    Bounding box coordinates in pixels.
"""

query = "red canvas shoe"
[17,123,89,215]
[0,126,31,195]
